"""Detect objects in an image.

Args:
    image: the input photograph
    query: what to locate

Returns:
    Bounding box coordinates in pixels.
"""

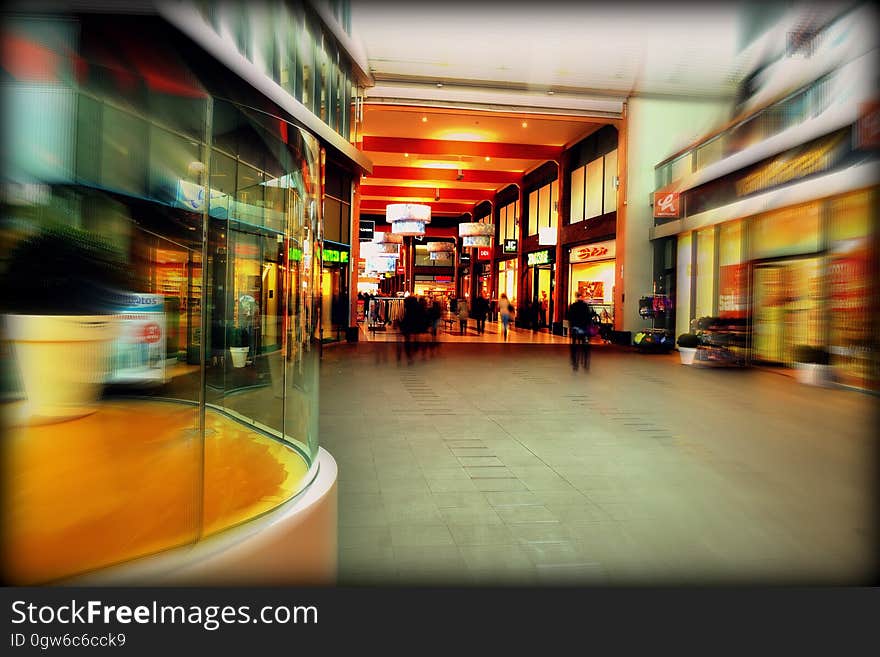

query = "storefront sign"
[538,226,557,246]
[396,264,405,274]
[503,239,518,254]
[322,248,349,264]
[289,247,303,261]
[435,276,452,283]
[569,240,616,263]
[735,130,848,197]
[359,220,375,241]
[527,249,553,266]
[718,263,748,319]
[107,293,166,385]
[653,191,680,218]
[477,247,492,260]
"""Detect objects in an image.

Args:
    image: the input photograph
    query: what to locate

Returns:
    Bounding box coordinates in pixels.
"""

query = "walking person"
[474,293,489,335]
[539,291,549,329]
[499,293,514,341]
[566,292,593,371]
[457,297,469,335]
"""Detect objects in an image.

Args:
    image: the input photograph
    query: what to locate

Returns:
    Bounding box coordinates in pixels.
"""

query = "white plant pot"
[678,347,697,365]
[794,362,831,387]
[4,314,118,423]
[229,346,249,368]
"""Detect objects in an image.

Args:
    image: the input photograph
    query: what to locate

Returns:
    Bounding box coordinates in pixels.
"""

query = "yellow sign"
[735,131,846,197]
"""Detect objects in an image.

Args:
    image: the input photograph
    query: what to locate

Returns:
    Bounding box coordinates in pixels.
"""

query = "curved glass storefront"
[0,15,324,584]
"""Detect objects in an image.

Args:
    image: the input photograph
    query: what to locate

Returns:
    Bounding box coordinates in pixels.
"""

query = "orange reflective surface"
[1,400,309,585]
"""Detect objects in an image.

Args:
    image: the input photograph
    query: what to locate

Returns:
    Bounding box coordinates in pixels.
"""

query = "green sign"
[321,248,349,263]
[289,247,303,261]
[527,250,551,266]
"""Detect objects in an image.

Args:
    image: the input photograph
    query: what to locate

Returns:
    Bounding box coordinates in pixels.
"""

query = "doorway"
[752,257,823,364]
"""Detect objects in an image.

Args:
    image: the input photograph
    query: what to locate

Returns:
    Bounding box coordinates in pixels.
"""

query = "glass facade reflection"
[0,13,325,584]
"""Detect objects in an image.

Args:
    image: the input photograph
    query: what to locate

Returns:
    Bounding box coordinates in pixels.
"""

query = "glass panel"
[670,154,692,181]
[718,220,746,320]
[549,180,558,230]
[528,189,538,236]
[751,202,820,260]
[676,232,693,339]
[694,227,716,319]
[570,165,585,223]
[101,103,148,197]
[324,196,341,242]
[585,158,603,219]
[149,125,202,206]
[603,150,618,214]
[538,184,551,230]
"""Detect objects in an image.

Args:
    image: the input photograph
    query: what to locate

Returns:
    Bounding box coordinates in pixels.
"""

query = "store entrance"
[527,265,554,329]
[752,257,823,364]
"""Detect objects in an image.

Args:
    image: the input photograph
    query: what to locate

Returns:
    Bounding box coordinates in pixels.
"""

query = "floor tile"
[448,523,516,547]
[389,524,456,548]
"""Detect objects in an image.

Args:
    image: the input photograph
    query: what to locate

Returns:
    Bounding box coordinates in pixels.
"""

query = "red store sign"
[653,190,680,218]
[477,247,492,260]
[569,240,616,264]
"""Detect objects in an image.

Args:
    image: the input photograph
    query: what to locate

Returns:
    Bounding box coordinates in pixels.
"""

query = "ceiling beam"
[362,136,563,160]
[367,166,521,184]
[359,200,477,215]
[360,185,496,201]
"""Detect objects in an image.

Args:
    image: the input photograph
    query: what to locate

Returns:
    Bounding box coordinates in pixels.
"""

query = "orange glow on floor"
[1,400,309,585]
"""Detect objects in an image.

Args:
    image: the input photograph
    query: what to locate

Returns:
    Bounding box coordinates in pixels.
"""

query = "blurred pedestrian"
[474,293,489,335]
[499,293,514,341]
[567,292,593,371]
[457,297,469,334]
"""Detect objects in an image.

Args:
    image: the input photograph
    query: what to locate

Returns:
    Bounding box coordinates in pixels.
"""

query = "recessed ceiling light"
[436,83,443,88]
[484,156,490,162]
[421,116,428,123]
[404,153,409,158]
[521,121,528,128]
[547,90,554,95]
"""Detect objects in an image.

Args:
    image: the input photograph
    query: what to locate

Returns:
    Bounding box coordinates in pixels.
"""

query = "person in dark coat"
[567,292,594,371]
[399,294,422,363]
[473,293,489,335]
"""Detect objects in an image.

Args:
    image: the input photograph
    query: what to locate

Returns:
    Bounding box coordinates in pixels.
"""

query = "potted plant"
[228,327,249,368]
[1,224,133,423]
[677,332,701,365]
[792,345,832,386]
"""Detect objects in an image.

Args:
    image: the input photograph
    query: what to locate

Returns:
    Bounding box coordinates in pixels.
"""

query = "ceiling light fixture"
[547,90,554,95]
[459,221,494,247]
[404,152,409,158]
[387,203,431,236]
[521,121,528,128]
[436,82,443,88]
[422,116,428,123]
[484,156,490,162]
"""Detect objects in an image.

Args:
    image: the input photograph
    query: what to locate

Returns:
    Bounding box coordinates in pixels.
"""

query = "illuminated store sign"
[359,220,375,241]
[527,250,553,266]
[322,248,349,263]
[569,240,616,263]
[503,239,518,253]
[653,191,680,218]
[735,130,848,197]
[289,247,303,261]
[477,247,492,260]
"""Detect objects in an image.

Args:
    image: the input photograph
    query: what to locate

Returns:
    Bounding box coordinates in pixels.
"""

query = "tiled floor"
[321,338,877,586]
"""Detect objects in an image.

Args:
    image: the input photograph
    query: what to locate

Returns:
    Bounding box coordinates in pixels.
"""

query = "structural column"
[348,177,362,340]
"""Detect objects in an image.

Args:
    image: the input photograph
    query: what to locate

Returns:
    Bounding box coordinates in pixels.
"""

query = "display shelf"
[694,317,749,367]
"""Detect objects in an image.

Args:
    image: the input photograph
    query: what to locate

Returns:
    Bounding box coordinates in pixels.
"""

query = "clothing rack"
[367,297,405,332]
[634,294,674,352]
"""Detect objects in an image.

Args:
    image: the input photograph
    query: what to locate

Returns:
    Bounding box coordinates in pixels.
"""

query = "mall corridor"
[321,342,876,585]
